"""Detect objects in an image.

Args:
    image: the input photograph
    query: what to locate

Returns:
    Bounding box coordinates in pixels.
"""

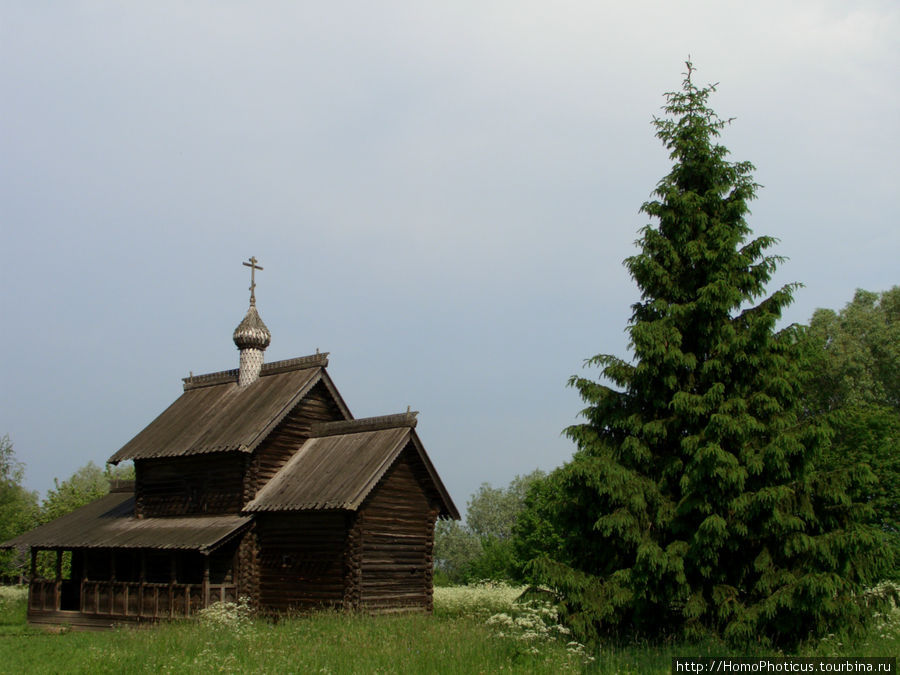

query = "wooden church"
[2,258,459,629]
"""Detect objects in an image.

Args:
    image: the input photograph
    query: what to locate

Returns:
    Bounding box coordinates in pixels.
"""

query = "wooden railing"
[29,579,237,619]
[28,580,59,611]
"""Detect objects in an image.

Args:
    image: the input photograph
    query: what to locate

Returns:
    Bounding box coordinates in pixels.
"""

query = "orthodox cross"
[243,256,263,306]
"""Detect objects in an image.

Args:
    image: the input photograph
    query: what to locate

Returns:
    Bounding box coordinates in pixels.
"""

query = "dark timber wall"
[246,381,346,501]
[256,512,349,613]
[136,454,245,517]
[355,447,439,612]
[237,526,259,604]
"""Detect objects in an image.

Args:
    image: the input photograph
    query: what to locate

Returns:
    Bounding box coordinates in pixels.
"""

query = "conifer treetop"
[524,63,891,648]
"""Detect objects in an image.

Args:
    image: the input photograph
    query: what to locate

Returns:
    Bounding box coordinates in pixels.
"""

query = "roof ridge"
[183,368,238,390]
[182,352,329,391]
[261,353,329,375]
[310,411,418,437]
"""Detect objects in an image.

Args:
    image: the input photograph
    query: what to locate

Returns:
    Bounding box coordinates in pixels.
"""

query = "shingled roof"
[1,487,250,553]
[244,412,459,518]
[109,353,351,463]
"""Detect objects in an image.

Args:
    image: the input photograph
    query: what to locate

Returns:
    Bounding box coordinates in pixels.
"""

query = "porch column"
[139,551,146,617]
[168,554,176,618]
[110,550,116,614]
[202,555,210,608]
[28,548,37,611]
[80,557,88,615]
[54,550,62,610]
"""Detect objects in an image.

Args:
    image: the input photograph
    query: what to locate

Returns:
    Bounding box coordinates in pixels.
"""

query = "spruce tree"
[524,63,891,646]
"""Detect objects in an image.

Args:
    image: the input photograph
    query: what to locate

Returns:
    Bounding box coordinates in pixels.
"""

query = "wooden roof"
[0,489,250,553]
[109,354,351,463]
[244,413,459,518]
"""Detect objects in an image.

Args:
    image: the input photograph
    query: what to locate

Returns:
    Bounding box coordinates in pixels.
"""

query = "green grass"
[0,614,575,674]
[0,583,897,674]
[0,586,28,635]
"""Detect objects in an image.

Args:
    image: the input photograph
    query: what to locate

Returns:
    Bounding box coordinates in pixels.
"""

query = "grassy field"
[0,583,897,674]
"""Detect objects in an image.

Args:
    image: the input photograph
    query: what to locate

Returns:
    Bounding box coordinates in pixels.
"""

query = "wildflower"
[197,596,253,635]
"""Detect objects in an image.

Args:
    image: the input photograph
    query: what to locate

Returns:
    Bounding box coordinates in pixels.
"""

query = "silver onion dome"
[233,305,271,351]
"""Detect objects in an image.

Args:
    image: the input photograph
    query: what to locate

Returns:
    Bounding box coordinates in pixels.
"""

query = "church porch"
[26,545,240,628]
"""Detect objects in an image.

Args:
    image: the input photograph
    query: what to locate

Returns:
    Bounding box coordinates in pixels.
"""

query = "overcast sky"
[2,2,898,515]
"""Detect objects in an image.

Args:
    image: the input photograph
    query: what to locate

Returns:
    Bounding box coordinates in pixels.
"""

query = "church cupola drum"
[233,256,271,387]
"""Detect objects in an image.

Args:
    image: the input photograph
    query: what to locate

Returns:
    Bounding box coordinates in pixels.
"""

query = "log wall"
[246,382,345,502]
[342,515,363,610]
[256,512,349,613]
[237,526,259,606]
[356,448,439,613]
[136,454,245,517]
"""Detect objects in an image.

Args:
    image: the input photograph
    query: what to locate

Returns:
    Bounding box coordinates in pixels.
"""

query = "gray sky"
[2,2,898,514]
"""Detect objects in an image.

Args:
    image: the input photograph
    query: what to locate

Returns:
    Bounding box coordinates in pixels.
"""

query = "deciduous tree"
[0,436,39,580]
[799,288,900,571]
[434,470,544,583]
[433,519,481,584]
[803,287,899,413]
[40,462,111,524]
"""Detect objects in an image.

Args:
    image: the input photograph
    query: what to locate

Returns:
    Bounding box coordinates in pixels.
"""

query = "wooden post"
[29,549,37,610]
[169,554,176,619]
[110,551,116,615]
[54,550,62,610]
[202,556,210,608]
[139,551,146,617]
[233,544,240,600]
[74,550,84,612]
[29,547,37,611]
